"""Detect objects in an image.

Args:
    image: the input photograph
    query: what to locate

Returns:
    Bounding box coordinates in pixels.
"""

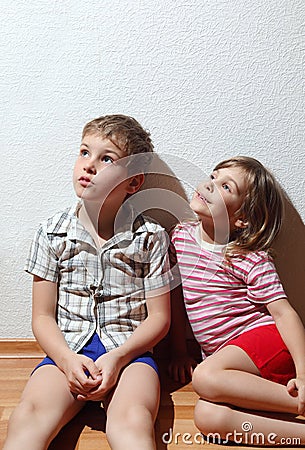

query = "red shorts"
[224,324,296,385]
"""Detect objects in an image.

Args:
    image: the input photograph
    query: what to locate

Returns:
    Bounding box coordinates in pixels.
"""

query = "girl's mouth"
[196,191,209,204]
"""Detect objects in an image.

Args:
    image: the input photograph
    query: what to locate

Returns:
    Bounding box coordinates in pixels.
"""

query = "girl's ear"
[234,218,248,229]
[126,174,145,194]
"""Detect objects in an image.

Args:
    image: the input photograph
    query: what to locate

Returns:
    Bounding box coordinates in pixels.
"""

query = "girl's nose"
[203,178,214,192]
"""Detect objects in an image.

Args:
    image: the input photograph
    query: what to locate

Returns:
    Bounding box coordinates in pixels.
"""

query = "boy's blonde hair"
[82,114,154,156]
[215,156,284,257]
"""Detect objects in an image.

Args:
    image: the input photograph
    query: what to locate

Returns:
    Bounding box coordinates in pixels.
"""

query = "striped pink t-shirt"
[170,222,287,358]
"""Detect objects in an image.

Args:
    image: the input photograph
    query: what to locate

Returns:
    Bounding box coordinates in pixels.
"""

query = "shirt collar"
[193,222,227,253]
[46,201,155,249]
[45,202,80,235]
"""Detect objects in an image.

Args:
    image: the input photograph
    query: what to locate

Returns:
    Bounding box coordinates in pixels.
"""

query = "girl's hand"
[76,350,123,401]
[287,377,305,415]
[168,353,197,384]
[61,352,102,396]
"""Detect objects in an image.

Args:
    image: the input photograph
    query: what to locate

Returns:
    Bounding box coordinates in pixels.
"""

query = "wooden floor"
[0,341,302,449]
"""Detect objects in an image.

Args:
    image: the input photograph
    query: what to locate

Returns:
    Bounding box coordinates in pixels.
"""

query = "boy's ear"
[126,174,145,194]
[234,217,248,229]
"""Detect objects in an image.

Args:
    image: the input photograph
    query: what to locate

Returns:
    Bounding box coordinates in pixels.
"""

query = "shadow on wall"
[140,154,195,232]
[273,198,305,324]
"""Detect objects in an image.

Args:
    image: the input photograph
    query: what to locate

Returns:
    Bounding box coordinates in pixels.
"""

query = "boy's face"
[190,166,247,231]
[73,133,142,207]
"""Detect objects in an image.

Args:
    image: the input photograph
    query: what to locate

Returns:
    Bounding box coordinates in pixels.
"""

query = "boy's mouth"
[79,176,93,187]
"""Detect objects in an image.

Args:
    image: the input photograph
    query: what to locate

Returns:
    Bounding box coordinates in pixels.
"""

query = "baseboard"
[0,337,202,360]
[0,339,44,359]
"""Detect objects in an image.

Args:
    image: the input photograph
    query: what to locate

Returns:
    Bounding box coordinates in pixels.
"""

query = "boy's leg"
[3,365,85,450]
[105,362,160,450]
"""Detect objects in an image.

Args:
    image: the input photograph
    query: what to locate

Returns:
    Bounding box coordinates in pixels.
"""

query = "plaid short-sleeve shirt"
[25,203,172,352]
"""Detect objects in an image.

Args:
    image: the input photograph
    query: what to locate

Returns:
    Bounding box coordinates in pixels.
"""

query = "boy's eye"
[210,174,215,180]
[80,149,89,157]
[222,184,231,192]
[102,155,114,164]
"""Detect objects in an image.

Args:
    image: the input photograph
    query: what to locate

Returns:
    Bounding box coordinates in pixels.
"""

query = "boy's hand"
[76,350,123,401]
[168,353,197,384]
[287,377,305,415]
[61,353,102,396]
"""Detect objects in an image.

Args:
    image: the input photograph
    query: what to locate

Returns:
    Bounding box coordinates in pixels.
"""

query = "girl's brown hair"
[214,156,285,257]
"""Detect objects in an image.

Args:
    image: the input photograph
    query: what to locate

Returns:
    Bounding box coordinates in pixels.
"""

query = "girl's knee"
[192,362,222,401]
[194,400,232,437]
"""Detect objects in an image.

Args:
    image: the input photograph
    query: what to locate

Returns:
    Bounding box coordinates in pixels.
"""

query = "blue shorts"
[33,333,159,376]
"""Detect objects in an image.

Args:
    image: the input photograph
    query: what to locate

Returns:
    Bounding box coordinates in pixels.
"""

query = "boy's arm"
[77,287,171,401]
[267,298,305,414]
[113,287,171,363]
[32,275,101,394]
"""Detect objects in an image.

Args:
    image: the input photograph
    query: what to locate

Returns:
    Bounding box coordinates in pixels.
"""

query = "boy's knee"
[8,399,35,428]
[7,398,53,440]
[106,405,154,441]
[5,400,39,444]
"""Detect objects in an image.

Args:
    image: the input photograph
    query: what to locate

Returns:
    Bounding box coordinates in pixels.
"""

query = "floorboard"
[0,346,303,449]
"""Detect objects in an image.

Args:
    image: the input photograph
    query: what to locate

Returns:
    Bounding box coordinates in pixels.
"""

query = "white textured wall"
[1,0,305,337]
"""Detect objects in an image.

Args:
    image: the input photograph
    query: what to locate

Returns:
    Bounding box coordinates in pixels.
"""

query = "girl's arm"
[267,298,305,414]
[168,284,197,383]
[32,275,101,394]
[167,235,197,383]
[77,287,171,401]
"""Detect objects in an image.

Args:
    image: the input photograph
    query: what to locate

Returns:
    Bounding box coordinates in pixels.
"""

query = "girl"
[170,156,305,445]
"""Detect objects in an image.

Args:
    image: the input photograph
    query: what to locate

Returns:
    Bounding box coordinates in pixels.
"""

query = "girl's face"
[190,166,248,230]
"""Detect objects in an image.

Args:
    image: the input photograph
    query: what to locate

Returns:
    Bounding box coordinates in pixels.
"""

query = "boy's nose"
[84,160,97,174]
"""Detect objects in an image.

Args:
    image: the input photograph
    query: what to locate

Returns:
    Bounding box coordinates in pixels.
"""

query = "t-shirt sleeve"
[24,225,59,282]
[246,255,287,304]
[142,229,173,292]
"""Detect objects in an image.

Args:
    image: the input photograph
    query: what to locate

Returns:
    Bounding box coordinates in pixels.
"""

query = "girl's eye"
[223,184,231,192]
[210,174,215,180]
[102,155,114,164]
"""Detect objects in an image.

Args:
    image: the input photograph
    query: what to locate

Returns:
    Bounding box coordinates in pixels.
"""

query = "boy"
[4,115,171,450]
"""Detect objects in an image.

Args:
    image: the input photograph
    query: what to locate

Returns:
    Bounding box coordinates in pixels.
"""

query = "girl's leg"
[194,400,305,445]
[3,365,85,450]
[192,345,299,413]
[192,345,305,445]
[105,362,160,450]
